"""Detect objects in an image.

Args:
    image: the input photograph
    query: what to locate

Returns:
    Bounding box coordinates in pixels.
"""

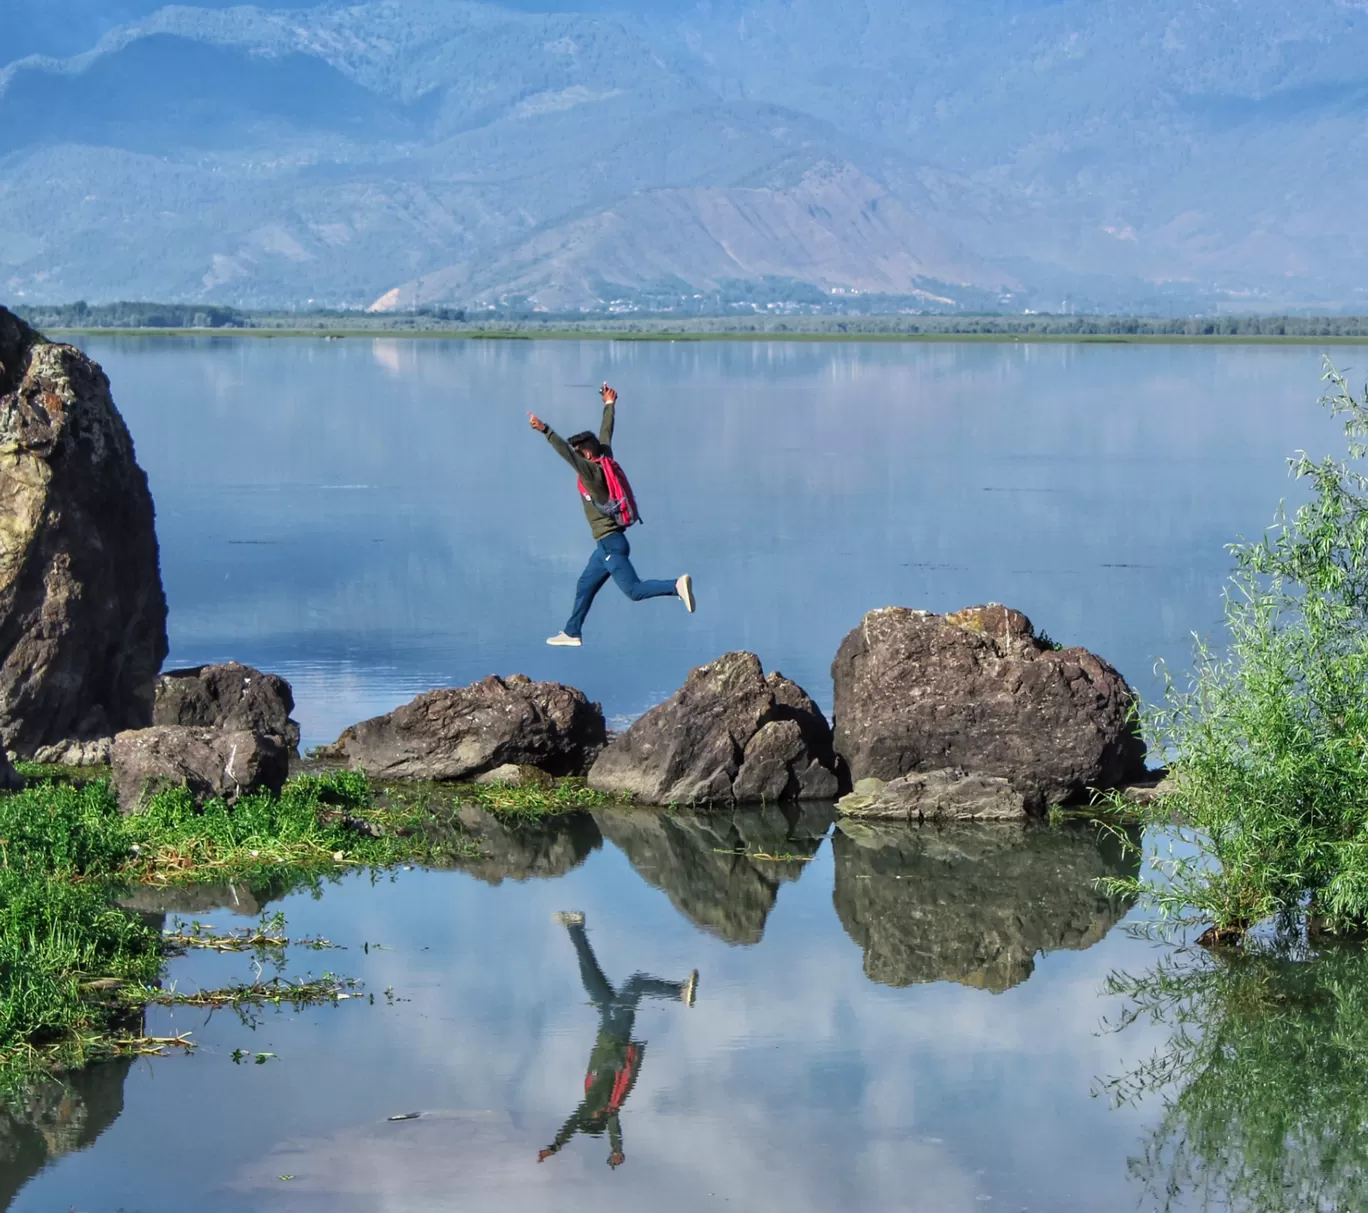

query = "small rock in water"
[837,770,1028,821]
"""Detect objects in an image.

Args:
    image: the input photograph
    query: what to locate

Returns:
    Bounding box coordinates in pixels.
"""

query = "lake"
[4,336,1363,1212]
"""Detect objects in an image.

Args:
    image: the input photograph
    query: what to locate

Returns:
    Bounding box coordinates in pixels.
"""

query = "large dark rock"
[322,675,605,781]
[832,820,1140,992]
[110,726,289,812]
[588,652,842,806]
[0,308,168,757]
[595,804,831,944]
[831,604,1147,811]
[155,662,301,753]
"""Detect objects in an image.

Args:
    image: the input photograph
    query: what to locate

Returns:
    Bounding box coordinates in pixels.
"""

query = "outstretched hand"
[528,412,549,433]
[599,382,618,405]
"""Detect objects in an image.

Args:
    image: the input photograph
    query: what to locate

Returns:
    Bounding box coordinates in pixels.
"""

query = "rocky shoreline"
[15,618,1156,818]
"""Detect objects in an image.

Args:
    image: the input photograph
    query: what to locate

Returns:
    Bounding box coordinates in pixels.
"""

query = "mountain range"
[2,0,1367,312]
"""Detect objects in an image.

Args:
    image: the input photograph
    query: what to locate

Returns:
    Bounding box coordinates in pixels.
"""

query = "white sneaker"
[546,632,583,647]
[676,575,695,613]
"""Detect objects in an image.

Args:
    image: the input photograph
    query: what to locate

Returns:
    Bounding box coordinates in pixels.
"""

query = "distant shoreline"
[46,327,1368,345]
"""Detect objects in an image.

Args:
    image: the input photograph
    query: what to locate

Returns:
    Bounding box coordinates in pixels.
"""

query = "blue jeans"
[565,532,677,637]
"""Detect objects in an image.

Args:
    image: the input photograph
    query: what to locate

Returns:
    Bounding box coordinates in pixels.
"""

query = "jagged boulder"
[322,675,605,780]
[0,307,168,756]
[587,652,842,806]
[838,771,1027,821]
[832,820,1140,992]
[110,726,289,812]
[832,604,1146,811]
[155,662,301,753]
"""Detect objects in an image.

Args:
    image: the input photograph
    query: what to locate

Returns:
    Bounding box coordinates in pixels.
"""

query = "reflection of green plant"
[1102,942,1368,1213]
[1107,365,1368,937]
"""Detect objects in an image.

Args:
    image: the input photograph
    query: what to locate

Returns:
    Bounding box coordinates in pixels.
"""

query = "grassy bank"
[0,768,609,1083]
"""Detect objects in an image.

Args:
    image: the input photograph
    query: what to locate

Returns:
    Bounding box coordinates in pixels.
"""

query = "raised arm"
[598,383,617,446]
[530,413,596,479]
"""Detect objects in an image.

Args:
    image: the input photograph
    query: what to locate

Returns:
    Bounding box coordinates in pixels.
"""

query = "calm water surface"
[6,338,1362,1211]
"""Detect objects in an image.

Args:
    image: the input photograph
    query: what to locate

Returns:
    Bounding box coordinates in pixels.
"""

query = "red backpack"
[578,455,642,527]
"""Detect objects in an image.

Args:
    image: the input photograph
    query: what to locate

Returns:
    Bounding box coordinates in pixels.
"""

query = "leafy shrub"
[1112,365,1368,936]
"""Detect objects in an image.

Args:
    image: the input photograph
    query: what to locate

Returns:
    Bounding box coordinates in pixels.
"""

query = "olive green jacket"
[544,399,621,541]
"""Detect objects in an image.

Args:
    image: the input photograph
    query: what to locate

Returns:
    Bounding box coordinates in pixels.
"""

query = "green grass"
[374,776,610,825]
[0,768,532,1083]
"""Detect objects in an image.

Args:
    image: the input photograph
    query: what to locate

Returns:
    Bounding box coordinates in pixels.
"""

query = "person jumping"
[529,382,695,647]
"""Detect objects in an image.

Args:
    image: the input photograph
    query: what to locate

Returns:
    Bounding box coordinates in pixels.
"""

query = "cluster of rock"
[107,662,301,810]
[8,616,1149,817]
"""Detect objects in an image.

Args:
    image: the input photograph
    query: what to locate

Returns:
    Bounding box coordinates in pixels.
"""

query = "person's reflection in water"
[538,911,698,1170]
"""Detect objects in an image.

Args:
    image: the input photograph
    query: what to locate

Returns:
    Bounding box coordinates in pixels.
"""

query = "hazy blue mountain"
[2,0,1365,310]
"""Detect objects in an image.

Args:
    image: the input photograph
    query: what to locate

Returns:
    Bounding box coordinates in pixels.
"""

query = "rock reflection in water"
[0,1060,132,1210]
[118,876,294,920]
[833,820,1140,992]
[594,805,833,945]
[440,805,602,886]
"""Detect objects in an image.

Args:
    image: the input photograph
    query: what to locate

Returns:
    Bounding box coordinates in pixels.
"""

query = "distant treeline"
[16,301,250,329]
[13,301,467,330]
[12,301,1368,338]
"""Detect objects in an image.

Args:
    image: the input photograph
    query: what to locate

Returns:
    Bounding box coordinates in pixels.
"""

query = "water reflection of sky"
[70,335,1351,747]
[7,816,1178,1213]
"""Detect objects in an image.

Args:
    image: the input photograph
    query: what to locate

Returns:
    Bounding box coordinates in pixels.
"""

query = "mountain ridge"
[3,0,1366,311]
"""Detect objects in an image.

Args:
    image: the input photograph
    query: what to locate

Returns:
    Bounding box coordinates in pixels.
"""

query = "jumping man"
[529,383,695,647]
